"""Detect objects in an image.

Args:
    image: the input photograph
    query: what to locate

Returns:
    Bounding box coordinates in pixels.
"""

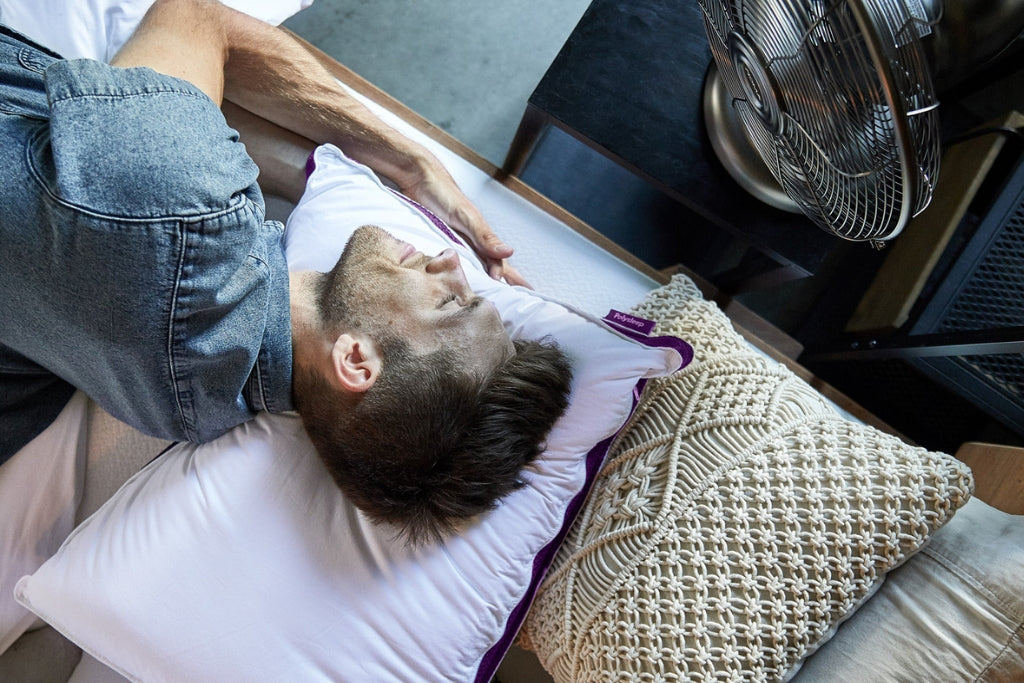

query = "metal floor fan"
[698,0,1024,244]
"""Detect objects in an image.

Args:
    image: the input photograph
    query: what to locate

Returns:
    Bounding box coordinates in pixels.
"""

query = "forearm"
[217,6,436,191]
[117,0,522,283]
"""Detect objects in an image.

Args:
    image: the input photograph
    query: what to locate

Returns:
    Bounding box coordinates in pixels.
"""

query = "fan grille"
[699,0,941,241]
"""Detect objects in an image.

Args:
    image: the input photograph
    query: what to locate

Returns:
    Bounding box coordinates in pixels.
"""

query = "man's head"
[291,226,573,544]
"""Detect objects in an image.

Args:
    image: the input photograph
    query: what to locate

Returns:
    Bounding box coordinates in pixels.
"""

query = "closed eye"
[438,293,459,309]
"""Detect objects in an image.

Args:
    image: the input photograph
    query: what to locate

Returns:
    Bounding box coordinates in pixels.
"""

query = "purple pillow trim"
[388,188,467,247]
[305,150,317,180]
[603,309,694,370]
[475,314,692,681]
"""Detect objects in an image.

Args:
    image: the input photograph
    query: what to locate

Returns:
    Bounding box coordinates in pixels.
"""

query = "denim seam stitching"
[921,544,1021,620]
[46,88,210,107]
[973,623,1023,682]
[17,46,49,74]
[0,105,46,118]
[167,219,194,441]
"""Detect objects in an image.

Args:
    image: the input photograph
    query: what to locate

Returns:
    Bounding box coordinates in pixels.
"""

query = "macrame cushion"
[522,274,974,682]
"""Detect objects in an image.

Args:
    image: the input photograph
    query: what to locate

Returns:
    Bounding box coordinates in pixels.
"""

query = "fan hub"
[728,31,784,135]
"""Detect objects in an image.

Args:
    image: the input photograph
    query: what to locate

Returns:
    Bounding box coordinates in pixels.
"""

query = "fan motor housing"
[728,31,785,136]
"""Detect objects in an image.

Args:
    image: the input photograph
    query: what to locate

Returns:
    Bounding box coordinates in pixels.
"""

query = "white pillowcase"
[0,392,88,654]
[16,145,688,681]
[0,0,314,61]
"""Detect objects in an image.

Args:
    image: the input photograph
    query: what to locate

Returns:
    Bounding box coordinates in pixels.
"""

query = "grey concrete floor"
[283,0,592,166]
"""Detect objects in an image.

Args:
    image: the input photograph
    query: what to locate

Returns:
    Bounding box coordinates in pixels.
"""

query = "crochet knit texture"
[522,274,973,682]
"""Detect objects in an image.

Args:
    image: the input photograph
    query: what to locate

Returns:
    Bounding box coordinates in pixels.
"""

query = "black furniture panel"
[504,0,837,288]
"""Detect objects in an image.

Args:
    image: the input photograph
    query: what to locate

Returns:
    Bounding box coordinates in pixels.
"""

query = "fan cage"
[698,0,941,241]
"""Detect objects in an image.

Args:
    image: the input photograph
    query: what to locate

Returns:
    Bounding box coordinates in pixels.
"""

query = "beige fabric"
[77,400,171,524]
[522,275,974,682]
[0,400,167,682]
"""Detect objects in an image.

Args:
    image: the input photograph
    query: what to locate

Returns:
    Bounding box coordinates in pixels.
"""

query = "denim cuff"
[45,58,208,105]
[244,219,294,415]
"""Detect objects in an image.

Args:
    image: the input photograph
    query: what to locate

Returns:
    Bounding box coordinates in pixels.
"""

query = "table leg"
[502,103,548,176]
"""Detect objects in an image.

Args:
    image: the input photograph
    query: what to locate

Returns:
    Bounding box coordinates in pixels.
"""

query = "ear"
[329,333,381,394]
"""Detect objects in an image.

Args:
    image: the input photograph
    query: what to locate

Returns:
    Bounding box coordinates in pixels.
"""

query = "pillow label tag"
[602,309,695,373]
[604,310,656,336]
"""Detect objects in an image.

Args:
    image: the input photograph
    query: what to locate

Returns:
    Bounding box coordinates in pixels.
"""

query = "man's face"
[326,225,514,377]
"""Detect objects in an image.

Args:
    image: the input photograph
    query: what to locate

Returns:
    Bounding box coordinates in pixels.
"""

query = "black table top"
[530,0,837,276]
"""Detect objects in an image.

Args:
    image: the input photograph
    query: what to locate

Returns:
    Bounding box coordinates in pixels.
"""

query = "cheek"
[366,286,428,337]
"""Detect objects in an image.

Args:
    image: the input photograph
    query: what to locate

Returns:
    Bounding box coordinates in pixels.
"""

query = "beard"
[314,225,392,332]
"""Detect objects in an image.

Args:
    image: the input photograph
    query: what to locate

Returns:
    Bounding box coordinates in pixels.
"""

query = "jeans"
[0,25,293,464]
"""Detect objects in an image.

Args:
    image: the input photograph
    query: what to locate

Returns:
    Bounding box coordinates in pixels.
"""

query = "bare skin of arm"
[111,0,526,285]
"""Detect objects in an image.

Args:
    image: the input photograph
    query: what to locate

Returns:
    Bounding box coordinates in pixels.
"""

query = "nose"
[425,248,461,274]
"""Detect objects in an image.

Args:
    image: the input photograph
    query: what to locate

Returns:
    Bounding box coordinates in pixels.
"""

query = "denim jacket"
[0,26,293,464]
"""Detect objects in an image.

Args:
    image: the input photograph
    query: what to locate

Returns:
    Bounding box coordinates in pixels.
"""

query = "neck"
[289,270,326,368]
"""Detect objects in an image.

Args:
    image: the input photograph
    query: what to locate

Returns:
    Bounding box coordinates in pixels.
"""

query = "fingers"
[472,228,514,262]
[458,221,530,287]
[402,164,527,287]
[488,259,532,289]
[447,202,513,262]
[443,200,530,286]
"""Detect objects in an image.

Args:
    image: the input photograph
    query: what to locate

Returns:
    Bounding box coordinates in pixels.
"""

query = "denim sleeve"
[0,56,292,445]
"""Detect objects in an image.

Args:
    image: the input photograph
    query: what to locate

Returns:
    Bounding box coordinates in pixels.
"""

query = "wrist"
[386,145,440,194]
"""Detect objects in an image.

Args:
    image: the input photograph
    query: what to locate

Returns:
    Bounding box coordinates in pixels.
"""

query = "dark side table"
[503,0,837,291]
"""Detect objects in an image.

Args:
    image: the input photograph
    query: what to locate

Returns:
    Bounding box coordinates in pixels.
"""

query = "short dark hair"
[294,336,572,544]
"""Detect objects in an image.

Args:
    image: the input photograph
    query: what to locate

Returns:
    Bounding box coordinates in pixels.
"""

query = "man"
[0,0,571,542]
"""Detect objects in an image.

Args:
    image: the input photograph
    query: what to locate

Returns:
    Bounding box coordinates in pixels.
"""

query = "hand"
[399,157,532,288]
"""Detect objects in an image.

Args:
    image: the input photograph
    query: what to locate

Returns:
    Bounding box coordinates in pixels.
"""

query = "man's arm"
[111,0,525,285]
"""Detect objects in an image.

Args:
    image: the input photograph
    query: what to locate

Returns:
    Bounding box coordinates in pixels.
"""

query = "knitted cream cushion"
[522,275,974,682]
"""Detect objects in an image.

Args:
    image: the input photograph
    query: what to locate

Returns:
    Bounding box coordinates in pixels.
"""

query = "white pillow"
[0,392,88,654]
[16,145,689,682]
[0,0,314,61]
